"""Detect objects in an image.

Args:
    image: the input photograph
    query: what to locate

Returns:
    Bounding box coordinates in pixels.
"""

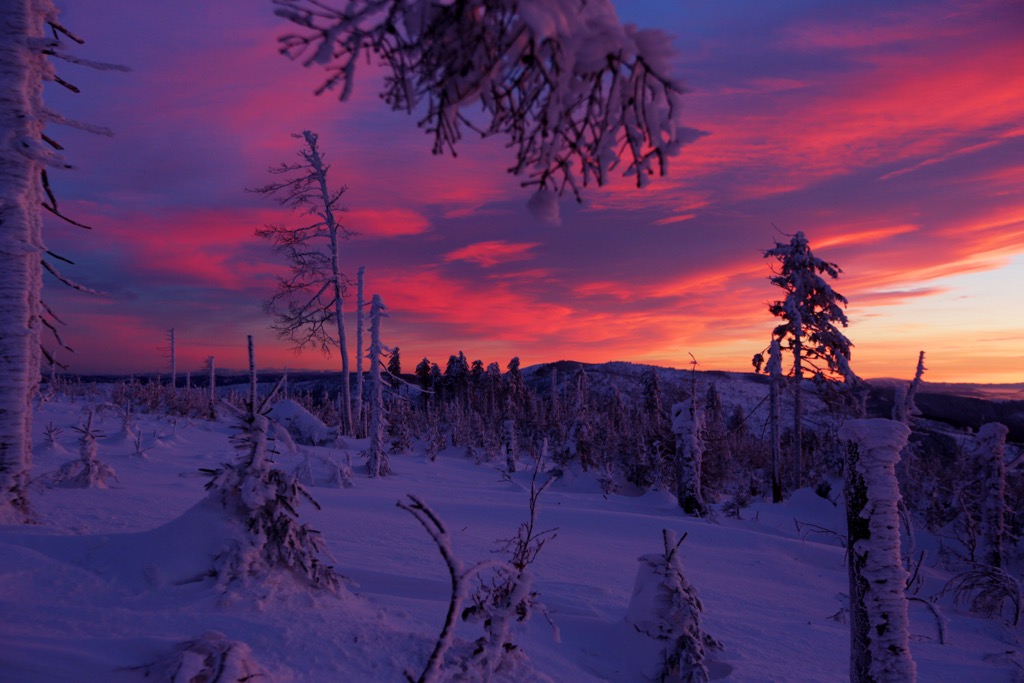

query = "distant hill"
[524,360,1024,442]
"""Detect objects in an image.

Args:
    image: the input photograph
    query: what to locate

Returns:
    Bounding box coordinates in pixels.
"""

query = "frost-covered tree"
[764,231,854,491]
[354,265,366,434]
[892,351,925,489]
[253,130,355,435]
[0,1,123,521]
[840,418,916,683]
[274,0,693,208]
[366,294,391,477]
[974,422,1009,570]
[672,399,706,516]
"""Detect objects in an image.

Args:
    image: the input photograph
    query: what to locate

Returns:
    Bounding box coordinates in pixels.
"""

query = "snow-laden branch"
[273,0,699,201]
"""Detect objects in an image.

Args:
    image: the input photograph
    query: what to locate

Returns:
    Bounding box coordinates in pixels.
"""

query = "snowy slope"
[0,393,1018,681]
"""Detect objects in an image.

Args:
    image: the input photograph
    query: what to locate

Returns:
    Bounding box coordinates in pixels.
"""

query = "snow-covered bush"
[626,529,719,683]
[142,631,270,683]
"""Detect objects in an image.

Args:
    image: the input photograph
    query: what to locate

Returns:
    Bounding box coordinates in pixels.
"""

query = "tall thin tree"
[764,231,853,491]
[354,265,366,436]
[253,131,355,435]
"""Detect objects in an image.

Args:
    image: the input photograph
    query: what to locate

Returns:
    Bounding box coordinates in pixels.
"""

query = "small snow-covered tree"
[52,409,117,488]
[366,294,391,477]
[253,130,355,436]
[840,418,916,683]
[764,231,854,491]
[626,529,719,683]
[204,336,338,590]
[274,0,692,206]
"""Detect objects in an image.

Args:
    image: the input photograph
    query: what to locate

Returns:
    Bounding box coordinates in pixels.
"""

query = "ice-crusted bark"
[0,0,54,522]
[975,422,1009,569]
[672,399,706,516]
[840,418,916,683]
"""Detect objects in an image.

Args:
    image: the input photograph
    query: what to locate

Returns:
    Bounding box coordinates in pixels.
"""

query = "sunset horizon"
[41,0,1024,386]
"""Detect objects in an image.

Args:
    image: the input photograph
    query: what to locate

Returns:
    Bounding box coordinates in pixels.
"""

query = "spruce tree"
[764,231,854,491]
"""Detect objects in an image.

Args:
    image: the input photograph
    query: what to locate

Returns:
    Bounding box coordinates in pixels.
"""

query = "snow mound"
[267,399,338,446]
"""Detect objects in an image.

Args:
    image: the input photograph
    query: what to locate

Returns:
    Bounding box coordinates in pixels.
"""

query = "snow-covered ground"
[1,394,1019,681]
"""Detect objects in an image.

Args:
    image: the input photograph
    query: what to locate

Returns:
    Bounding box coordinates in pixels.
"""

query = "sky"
[41,0,1024,384]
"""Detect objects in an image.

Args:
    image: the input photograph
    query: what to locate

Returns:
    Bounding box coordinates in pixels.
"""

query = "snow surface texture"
[0,394,1019,681]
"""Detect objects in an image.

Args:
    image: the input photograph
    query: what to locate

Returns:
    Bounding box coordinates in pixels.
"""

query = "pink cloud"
[443,241,542,268]
[348,207,431,238]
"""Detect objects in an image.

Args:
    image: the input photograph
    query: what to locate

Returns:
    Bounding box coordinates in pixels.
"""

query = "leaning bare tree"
[0,0,123,522]
[272,0,695,209]
[252,130,355,435]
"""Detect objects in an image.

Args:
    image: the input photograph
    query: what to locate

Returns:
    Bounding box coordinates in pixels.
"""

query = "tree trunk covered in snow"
[0,0,52,521]
[840,419,916,683]
[976,422,1009,569]
[355,265,365,437]
[672,399,706,516]
[366,294,390,477]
